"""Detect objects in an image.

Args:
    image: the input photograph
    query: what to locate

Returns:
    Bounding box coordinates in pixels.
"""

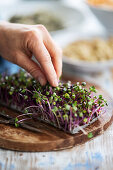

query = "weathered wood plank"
[0,123,113,170]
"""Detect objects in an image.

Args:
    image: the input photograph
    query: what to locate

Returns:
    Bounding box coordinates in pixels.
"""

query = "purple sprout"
[0,70,108,134]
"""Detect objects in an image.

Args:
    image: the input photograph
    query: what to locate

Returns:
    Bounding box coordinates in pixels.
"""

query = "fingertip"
[52,78,58,87]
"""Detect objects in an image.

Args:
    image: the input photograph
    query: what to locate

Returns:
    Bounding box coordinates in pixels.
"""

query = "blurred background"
[0,0,113,95]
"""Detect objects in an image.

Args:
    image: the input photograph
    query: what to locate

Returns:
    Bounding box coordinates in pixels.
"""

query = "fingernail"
[53,78,58,87]
[38,77,46,86]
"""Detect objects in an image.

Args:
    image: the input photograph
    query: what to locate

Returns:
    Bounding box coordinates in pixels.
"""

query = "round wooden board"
[0,77,113,152]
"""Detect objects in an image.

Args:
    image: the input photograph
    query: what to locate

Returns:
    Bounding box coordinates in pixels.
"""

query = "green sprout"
[89,86,97,93]
[24,95,28,100]
[88,132,93,138]
[82,82,86,86]
[65,104,70,111]
[15,117,19,127]
[63,114,68,121]
[0,70,108,134]
[21,89,26,93]
[83,118,87,123]
[46,91,49,95]
[52,106,58,113]
[79,112,83,117]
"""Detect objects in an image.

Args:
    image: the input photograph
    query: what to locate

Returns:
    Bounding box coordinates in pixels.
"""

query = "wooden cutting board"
[0,77,113,152]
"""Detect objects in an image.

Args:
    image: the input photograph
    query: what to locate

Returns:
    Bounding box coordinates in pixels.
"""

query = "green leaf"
[88,132,93,138]
[74,113,77,117]
[56,86,60,91]
[64,93,70,99]
[46,91,49,95]
[72,106,77,112]
[21,89,26,93]
[63,114,68,120]
[99,95,103,99]
[65,104,70,111]
[9,91,13,95]
[54,97,58,102]
[15,123,19,127]
[53,102,56,105]
[82,82,86,86]
[72,101,77,107]
[24,109,28,113]
[79,112,83,117]
[83,118,87,123]
[52,106,58,113]
[15,117,19,127]
[24,95,28,100]
[89,86,97,93]
[72,93,75,99]
[53,92,56,97]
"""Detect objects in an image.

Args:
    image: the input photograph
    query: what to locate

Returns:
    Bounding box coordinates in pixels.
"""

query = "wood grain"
[0,79,112,152]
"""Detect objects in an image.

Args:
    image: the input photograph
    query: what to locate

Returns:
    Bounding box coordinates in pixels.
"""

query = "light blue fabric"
[0,57,20,74]
[0,16,20,74]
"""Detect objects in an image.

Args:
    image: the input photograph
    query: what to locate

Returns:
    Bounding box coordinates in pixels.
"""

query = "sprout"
[24,95,28,100]
[72,106,77,112]
[15,117,19,127]
[59,106,61,109]
[83,118,87,123]
[63,87,67,92]
[24,109,28,113]
[54,97,58,102]
[82,82,86,86]
[88,132,93,138]
[53,102,56,105]
[46,91,49,95]
[88,99,94,106]
[21,89,26,93]
[89,86,97,93]
[45,101,48,104]
[52,106,58,113]
[68,89,71,92]
[65,104,70,111]
[53,92,56,97]
[72,93,75,99]
[63,114,68,120]
[99,95,103,99]
[9,91,13,95]
[74,113,77,117]
[56,86,60,91]
[0,70,108,134]
[64,93,70,99]
[72,101,77,108]
[79,112,83,117]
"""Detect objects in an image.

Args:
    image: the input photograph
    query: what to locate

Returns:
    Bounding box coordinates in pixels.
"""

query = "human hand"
[0,22,62,86]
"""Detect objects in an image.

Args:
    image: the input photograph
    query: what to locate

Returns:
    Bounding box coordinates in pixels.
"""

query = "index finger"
[37,25,62,79]
[32,39,58,87]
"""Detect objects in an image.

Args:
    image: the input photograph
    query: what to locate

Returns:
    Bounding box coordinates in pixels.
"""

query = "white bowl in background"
[85,1,113,34]
[54,33,113,73]
[0,1,84,35]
